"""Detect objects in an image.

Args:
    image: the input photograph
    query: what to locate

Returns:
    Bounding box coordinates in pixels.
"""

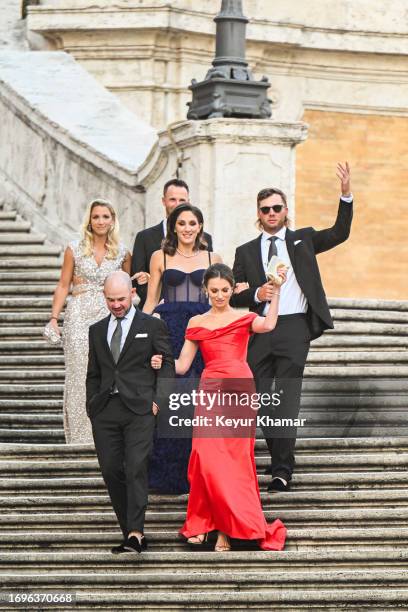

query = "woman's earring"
[87,224,92,232]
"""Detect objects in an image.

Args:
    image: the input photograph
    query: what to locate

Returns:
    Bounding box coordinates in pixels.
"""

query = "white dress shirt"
[254,195,353,316]
[162,219,167,237]
[107,305,137,352]
[255,227,308,316]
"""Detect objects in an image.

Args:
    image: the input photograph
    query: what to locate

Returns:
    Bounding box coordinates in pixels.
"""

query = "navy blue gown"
[148,254,211,494]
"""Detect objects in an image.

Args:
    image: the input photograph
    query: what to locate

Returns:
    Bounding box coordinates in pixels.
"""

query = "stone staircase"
[0,203,407,609]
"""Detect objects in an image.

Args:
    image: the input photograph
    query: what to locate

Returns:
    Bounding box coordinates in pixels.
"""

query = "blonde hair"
[80,198,120,259]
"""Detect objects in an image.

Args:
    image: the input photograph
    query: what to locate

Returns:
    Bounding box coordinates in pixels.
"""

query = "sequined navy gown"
[148,253,211,494]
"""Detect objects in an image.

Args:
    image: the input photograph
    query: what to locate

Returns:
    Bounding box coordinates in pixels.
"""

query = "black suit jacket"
[131,222,213,307]
[232,199,353,340]
[86,308,175,418]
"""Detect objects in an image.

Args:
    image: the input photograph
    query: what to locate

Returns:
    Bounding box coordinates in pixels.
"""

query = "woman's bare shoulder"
[187,313,208,328]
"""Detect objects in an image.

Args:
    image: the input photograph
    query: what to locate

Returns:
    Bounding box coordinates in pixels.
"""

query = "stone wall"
[26,1,408,127]
[296,110,408,300]
[0,51,156,248]
[0,0,28,50]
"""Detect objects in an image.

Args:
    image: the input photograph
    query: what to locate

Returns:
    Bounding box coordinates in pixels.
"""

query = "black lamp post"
[187,0,271,120]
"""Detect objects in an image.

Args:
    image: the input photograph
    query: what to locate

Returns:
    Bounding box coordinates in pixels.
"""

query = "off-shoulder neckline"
[188,312,256,332]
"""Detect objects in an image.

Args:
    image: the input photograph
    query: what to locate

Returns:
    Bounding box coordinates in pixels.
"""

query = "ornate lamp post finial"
[187,0,271,120]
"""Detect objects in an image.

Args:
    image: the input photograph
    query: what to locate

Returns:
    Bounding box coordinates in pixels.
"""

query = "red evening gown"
[179,313,287,551]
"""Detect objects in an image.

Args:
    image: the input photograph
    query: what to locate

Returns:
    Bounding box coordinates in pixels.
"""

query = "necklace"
[176,248,199,258]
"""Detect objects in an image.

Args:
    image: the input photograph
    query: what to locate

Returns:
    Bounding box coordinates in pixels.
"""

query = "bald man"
[86,271,174,553]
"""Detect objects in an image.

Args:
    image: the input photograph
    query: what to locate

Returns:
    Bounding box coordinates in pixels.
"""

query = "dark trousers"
[91,395,155,536]
[248,314,310,481]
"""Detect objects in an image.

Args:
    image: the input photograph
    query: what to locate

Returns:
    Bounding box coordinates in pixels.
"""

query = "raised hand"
[336,162,351,197]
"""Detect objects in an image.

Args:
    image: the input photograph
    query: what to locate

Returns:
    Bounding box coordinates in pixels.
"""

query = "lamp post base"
[187,78,272,120]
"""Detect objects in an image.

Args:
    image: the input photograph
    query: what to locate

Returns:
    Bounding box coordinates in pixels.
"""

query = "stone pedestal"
[142,118,307,266]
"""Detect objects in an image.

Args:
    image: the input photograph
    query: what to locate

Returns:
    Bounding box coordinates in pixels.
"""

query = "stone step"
[0,549,405,570]
[0,272,60,283]
[307,350,408,363]
[332,308,408,323]
[0,414,61,427]
[0,212,17,220]
[0,328,55,338]
[2,364,408,382]
[0,370,64,380]
[0,221,31,232]
[0,591,402,611]
[0,245,61,257]
[0,355,63,366]
[0,444,405,472]
[0,312,56,324]
[0,285,55,295]
[328,321,408,336]
[1,471,407,493]
[1,489,407,514]
[0,399,62,413]
[314,334,408,348]
[2,410,406,431]
[328,297,408,312]
[0,233,46,244]
[0,430,64,443]
[0,298,53,311]
[0,342,61,353]
[304,365,408,377]
[302,378,408,392]
[1,528,407,551]
[0,471,405,492]
[0,437,405,458]
[0,257,62,269]
[0,384,62,395]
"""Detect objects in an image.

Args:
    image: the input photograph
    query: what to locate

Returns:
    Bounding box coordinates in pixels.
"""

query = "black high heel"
[187,533,209,548]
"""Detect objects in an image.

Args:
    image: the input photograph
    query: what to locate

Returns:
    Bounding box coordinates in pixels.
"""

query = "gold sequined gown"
[62,240,128,443]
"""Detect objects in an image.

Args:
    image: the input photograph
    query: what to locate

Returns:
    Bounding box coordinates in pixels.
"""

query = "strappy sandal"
[214,534,231,552]
[187,533,208,548]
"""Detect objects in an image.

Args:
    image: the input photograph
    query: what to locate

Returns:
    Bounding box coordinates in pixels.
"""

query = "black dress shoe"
[267,478,290,493]
[111,541,127,554]
[124,535,148,553]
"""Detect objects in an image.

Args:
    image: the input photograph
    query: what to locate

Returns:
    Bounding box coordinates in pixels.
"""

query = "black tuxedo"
[86,308,175,536]
[232,199,353,480]
[131,222,213,308]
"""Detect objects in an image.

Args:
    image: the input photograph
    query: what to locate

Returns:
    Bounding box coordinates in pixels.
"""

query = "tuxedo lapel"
[252,235,266,283]
[99,316,115,365]
[285,229,296,273]
[117,310,145,363]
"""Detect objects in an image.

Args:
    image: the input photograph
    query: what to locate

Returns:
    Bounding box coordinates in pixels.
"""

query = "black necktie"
[267,236,278,263]
[110,317,124,363]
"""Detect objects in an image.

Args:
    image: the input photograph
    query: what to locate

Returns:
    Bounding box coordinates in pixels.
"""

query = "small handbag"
[43,322,63,346]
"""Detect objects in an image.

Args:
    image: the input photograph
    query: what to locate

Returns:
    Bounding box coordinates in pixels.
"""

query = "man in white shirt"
[130,179,213,307]
[232,163,353,491]
[86,271,174,553]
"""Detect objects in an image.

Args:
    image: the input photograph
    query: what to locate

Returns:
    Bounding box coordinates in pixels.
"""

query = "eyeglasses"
[259,204,285,214]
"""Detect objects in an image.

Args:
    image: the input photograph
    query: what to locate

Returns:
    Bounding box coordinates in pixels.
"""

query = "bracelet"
[271,292,280,296]
[50,316,58,321]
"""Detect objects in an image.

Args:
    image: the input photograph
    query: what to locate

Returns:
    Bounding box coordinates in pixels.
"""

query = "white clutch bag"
[266,255,289,286]
[43,322,63,346]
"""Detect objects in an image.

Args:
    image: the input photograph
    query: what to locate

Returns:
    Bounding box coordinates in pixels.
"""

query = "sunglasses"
[259,204,285,214]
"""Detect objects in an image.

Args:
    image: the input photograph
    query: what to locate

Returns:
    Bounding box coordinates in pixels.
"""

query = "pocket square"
[294,240,303,246]
[135,333,148,338]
